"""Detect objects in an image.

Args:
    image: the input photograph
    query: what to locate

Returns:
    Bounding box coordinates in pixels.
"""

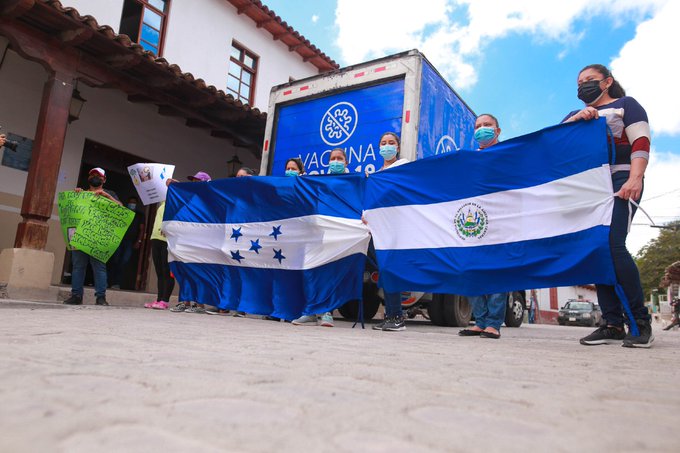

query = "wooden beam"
[256,18,274,28]
[157,105,183,117]
[148,76,182,89]
[288,44,302,52]
[272,32,288,41]
[237,4,254,14]
[186,118,211,129]
[0,0,35,18]
[127,94,154,103]
[105,53,143,70]
[58,27,94,46]
[303,55,315,62]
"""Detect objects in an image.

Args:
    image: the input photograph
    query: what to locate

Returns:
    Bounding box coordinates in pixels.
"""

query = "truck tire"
[504,291,525,328]
[428,294,472,327]
[338,283,380,321]
[428,294,447,326]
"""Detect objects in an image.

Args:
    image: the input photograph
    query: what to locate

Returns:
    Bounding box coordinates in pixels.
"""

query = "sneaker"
[579,325,625,345]
[144,301,157,309]
[622,319,655,348]
[95,296,109,306]
[319,312,334,327]
[151,301,168,310]
[170,303,190,313]
[292,315,318,326]
[63,294,83,305]
[232,311,246,318]
[382,316,406,331]
[372,319,387,331]
[186,305,206,314]
[262,315,281,322]
[206,309,230,316]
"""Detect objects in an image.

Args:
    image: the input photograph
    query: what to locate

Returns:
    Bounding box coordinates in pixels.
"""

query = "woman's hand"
[567,106,599,122]
[616,176,643,201]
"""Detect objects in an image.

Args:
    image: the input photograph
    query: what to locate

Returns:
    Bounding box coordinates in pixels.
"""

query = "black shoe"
[372,319,386,331]
[63,294,83,305]
[382,316,406,332]
[579,325,625,345]
[262,315,281,322]
[95,296,109,306]
[622,319,654,348]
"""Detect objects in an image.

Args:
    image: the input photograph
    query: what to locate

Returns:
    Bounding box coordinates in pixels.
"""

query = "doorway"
[60,139,157,291]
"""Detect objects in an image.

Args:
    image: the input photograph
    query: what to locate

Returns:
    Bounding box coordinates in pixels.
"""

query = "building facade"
[0,0,337,297]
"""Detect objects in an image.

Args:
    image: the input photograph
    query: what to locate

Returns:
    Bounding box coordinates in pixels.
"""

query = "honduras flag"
[164,174,370,320]
[363,119,616,297]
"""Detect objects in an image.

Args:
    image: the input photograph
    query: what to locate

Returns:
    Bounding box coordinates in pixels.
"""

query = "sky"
[264,0,680,256]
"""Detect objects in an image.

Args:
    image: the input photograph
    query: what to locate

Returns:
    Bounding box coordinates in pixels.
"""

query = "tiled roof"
[227,0,339,72]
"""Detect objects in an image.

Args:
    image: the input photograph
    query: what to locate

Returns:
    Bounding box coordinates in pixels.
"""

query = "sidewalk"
[0,301,677,452]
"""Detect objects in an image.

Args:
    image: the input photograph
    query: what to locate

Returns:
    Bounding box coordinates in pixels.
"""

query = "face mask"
[127,203,137,211]
[577,79,605,105]
[379,144,398,160]
[88,176,103,187]
[474,127,497,147]
[285,170,299,177]
[328,160,346,174]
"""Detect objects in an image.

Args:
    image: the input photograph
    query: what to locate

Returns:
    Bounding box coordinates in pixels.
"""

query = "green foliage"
[635,220,680,297]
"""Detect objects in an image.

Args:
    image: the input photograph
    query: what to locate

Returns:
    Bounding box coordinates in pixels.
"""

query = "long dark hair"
[285,157,305,174]
[580,64,626,98]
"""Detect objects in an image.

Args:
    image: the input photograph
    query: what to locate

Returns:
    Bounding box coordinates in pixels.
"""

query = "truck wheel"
[338,283,380,321]
[504,291,525,328]
[443,294,472,327]
[427,294,447,326]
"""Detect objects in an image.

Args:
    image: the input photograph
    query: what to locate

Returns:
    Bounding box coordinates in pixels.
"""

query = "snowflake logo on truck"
[454,202,488,239]
[320,102,358,146]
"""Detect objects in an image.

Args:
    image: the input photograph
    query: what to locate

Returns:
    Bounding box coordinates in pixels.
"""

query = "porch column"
[14,71,74,249]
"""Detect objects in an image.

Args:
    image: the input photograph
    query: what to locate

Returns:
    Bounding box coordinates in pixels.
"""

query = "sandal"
[458,329,483,336]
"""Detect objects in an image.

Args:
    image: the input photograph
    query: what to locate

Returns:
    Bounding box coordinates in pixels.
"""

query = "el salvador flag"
[363,119,617,296]
[164,174,370,320]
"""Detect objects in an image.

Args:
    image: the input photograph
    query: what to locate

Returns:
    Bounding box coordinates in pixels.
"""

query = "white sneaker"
[292,315,317,326]
[319,312,334,327]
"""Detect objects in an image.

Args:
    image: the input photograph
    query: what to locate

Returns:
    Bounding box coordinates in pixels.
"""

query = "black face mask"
[88,176,103,187]
[577,79,605,105]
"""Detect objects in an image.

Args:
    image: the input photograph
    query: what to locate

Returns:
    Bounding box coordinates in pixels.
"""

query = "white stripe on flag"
[164,215,370,270]
[365,165,614,250]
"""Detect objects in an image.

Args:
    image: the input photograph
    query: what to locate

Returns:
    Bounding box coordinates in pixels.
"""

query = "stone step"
[55,286,178,308]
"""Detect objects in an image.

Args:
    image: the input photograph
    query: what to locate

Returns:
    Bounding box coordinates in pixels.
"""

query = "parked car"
[557,300,602,327]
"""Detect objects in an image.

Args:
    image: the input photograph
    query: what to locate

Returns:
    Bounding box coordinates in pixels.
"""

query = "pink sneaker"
[151,301,169,310]
[144,301,157,309]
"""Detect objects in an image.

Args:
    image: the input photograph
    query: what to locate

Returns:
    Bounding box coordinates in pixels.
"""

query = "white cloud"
[610,1,680,136]
[627,149,680,256]
[311,14,319,24]
[334,0,671,92]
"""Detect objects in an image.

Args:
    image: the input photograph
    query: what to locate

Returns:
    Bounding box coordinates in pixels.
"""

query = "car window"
[566,302,592,310]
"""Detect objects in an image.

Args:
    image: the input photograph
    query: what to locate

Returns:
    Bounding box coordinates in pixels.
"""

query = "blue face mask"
[328,160,346,174]
[285,169,299,177]
[474,127,497,147]
[127,203,137,211]
[379,144,398,160]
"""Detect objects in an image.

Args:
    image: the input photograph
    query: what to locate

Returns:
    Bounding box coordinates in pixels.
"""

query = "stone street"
[1,300,678,453]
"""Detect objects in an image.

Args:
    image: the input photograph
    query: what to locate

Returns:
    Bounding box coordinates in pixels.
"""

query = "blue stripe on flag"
[375,226,616,295]
[170,253,365,320]
[165,173,365,224]
[364,119,610,210]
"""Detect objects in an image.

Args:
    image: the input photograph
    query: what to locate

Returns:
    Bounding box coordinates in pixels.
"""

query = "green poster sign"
[57,191,134,263]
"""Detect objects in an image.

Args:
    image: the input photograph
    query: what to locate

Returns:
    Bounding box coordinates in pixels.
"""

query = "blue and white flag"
[164,174,370,320]
[363,119,616,296]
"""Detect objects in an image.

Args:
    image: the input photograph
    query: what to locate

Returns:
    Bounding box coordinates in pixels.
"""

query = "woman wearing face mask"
[285,158,305,176]
[458,114,508,340]
[290,148,349,327]
[367,132,410,332]
[563,64,653,348]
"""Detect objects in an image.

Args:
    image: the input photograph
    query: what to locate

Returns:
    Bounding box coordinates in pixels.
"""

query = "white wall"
[60,0,321,112]
[534,286,598,312]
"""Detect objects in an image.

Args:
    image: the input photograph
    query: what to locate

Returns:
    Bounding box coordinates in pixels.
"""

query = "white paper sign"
[127,163,175,205]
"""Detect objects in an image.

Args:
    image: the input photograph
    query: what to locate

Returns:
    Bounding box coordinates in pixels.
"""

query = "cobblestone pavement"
[1,301,678,452]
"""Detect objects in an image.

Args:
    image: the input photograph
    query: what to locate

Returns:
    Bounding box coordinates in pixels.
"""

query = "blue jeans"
[384,291,402,318]
[468,293,507,330]
[596,171,649,326]
[71,250,107,297]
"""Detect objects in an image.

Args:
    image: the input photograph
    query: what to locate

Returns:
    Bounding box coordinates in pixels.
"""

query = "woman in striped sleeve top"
[563,64,653,348]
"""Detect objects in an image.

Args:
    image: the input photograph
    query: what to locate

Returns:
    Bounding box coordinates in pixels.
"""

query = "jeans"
[151,239,175,302]
[71,250,107,297]
[596,171,649,326]
[468,293,507,330]
[384,291,402,318]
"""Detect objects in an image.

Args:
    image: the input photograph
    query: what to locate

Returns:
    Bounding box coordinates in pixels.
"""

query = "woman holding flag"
[563,64,653,348]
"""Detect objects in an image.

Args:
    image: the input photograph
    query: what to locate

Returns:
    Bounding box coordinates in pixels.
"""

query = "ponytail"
[579,64,626,98]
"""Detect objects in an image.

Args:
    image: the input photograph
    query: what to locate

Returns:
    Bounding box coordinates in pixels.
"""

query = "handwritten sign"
[127,163,175,205]
[57,191,134,262]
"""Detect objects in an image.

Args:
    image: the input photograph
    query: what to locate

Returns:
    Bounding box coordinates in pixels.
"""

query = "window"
[119,0,170,56]
[227,41,258,105]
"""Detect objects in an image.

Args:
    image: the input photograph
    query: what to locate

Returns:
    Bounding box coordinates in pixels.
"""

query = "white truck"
[259,50,526,327]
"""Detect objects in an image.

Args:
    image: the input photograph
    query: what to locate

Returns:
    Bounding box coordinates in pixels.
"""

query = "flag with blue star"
[164,173,370,320]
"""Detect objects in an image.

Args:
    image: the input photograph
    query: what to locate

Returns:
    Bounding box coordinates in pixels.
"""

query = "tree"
[635,220,680,298]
